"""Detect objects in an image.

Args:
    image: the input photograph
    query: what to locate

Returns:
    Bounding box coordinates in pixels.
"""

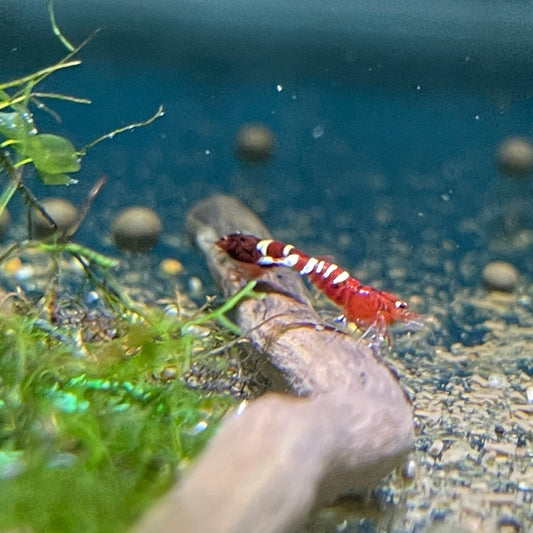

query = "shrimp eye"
[395,300,408,309]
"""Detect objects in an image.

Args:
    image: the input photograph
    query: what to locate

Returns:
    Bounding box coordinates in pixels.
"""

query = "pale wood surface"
[132,195,414,533]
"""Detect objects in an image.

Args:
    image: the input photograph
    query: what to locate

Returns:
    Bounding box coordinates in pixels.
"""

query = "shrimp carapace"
[217,233,418,328]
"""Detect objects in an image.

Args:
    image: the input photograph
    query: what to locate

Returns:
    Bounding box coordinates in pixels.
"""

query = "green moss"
[0,301,246,532]
[0,9,263,531]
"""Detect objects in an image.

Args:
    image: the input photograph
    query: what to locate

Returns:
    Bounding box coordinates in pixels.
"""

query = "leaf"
[0,111,35,141]
[23,134,80,174]
[37,170,74,186]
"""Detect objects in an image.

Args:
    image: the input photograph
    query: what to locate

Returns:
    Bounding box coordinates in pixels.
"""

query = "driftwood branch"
[133,194,414,533]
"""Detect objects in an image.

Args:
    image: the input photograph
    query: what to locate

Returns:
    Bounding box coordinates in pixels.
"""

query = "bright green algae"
[0,302,243,533]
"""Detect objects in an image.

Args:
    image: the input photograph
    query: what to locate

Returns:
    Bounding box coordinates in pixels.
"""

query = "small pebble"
[163,304,178,316]
[526,387,533,403]
[2,257,22,275]
[32,198,78,240]
[85,291,100,305]
[182,324,210,338]
[494,424,505,436]
[402,459,417,480]
[112,206,162,253]
[160,258,183,276]
[160,367,177,381]
[14,264,34,281]
[496,515,522,532]
[190,420,208,435]
[188,276,203,296]
[518,481,532,492]
[488,374,508,389]
[235,123,276,163]
[496,136,533,177]
[428,439,444,457]
[482,261,519,292]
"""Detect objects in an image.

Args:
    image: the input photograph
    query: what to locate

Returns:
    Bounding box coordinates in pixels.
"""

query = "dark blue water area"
[2,21,533,304]
[40,65,533,268]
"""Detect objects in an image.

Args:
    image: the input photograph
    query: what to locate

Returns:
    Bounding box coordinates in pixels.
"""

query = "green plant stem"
[0,153,22,219]
[31,92,91,105]
[0,94,28,110]
[0,179,19,216]
[13,158,32,168]
[48,2,75,52]
[37,242,120,269]
[0,61,82,91]
[180,281,263,335]
[79,105,165,155]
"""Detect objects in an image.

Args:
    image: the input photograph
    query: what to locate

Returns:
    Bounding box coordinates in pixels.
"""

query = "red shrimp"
[217,233,418,328]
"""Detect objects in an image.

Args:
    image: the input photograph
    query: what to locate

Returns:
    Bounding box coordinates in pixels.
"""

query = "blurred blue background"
[1,0,533,302]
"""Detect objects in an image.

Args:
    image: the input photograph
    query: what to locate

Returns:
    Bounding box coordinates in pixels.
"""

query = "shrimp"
[217,233,418,328]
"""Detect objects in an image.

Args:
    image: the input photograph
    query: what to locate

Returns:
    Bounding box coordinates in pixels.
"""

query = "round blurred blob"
[159,258,183,276]
[235,123,276,163]
[482,261,519,292]
[112,206,163,253]
[496,136,533,177]
[32,198,78,240]
[0,208,11,241]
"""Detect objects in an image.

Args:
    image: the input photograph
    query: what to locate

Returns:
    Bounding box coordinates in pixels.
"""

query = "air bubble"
[312,125,324,139]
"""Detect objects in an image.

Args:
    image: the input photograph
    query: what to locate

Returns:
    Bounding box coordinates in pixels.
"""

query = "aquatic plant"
[0,5,261,531]
[0,281,259,532]
[0,4,162,232]
[0,3,165,315]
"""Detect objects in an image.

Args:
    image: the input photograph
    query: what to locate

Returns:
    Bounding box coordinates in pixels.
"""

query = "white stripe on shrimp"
[332,270,350,285]
[323,264,338,278]
[299,257,318,275]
